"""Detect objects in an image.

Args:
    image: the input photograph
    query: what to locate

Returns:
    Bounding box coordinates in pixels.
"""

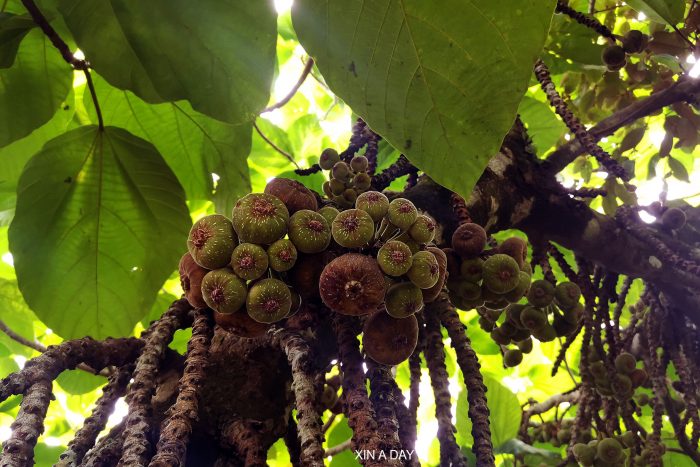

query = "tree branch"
[545,77,700,173]
[261,58,314,113]
[253,121,299,168]
[0,380,52,466]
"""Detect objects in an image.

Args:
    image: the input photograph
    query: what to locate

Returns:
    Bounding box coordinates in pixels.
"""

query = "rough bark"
[1,380,52,467]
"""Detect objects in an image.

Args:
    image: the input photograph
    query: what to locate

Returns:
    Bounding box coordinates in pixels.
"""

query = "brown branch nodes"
[0,380,52,466]
[555,1,615,39]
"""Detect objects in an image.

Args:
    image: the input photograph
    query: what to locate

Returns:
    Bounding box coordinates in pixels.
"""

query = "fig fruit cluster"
[588,350,648,399]
[320,150,372,208]
[601,30,647,71]
[573,432,645,466]
[444,224,583,368]
[179,175,445,365]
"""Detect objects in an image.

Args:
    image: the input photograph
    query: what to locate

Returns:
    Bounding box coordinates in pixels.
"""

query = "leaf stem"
[253,120,299,168]
[261,57,314,113]
[20,0,104,129]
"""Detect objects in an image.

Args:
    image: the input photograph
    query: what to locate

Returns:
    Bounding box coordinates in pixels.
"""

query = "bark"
[365,361,402,456]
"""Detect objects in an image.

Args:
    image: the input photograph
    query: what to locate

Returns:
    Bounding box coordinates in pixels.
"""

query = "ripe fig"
[498,237,527,268]
[264,177,318,214]
[178,253,208,308]
[363,311,419,365]
[451,223,486,258]
[231,193,289,244]
[319,253,385,315]
[187,214,237,270]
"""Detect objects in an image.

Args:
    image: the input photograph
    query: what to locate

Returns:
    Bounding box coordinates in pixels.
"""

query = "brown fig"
[451,223,487,258]
[178,253,208,308]
[363,311,419,365]
[264,177,318,214]
[319,253,385,315]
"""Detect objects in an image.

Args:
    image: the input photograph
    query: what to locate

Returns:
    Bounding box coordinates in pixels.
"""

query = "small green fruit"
[387,198,418,230]
[201,269,247,314]
[573,443,596,466]
[448,278,482,301]
[289,209,332,253]
[353,172,371,191]
[554,281,581,310]
[332,161,351,182]
[527,279,555,307]
[187,214,237,269]
[246,278,292,324]
[611,374,633,398]
[342,188,358,204]
[614,352,637,374]
[318,206,340,225]
[355,191,389,222]
[597,438,623,463]
[329,179,346,196]
[532,323,557,342]
[552,316,577,337]
[319,148,340,170]
[451,223,487,258]
[406,250,440,289]
[231,193,289,244]
[408,214,436,244]
[498,237,528,268]
[602,45,626,69]
[331,209,375,248]
[619,431,636,448]
[230,243,269,281]
[267,239,298,272]
[516,338,533,354]
[504,270,531,302]
[622,30,645,54]
[661,207,686,230]
[385,282,424,318]
[350,155,369,173]
[478,316,495,332]
[377,240,414,276]
[590,361,606,379]
[482,254,521,294]
[503,348,523,367]
[460,258,484,283]
[490,328,510,346]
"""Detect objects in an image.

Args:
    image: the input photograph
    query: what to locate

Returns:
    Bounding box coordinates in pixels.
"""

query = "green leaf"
[626,0,686,25]
[667,155,690,182]
[518,96,567,154]
[293,0,556,200]
[86,74,252,214]
[0,13,35,68]
[9,126,191,339]
[60,0,277,123]
[0,29,72,148]
[0,278,37,357]
[56,369,107,395]
[456,374,521,448]
[0,90,75,227]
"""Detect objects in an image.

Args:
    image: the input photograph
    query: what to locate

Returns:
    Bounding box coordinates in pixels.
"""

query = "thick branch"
[150,309,215,467]
[57,366,133,466]
[545,77,700,173]
[366,361,402,455]
[434,296,495,467]
[274,329,324,466]
[0,380,52,467]
[118,300,193,466]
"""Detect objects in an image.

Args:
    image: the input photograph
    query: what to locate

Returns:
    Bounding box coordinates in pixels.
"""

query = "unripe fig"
[448,278,482,301]
[331,209,375,248]
[377,240,414,276]
[503,348,523,367]
[490,328,511,346]
[350,155,369,173]
[460,258,484,283]
[329,179,346,196]
[342,188,358,204]
[597,438,623,463]
[231,193,289,244]
[408,214,436,244]
[387,198,418,230]
[363,311,418,365]
[395,232,420,254]
[179,253,208,308]
[482,254,521,294]
[322,181,333,198]
[516,337,533,354]
[355,191,389,222]
[332,161,351,182]
[214,310,270,338]
[353,172,371,191]
[187,214,237,269]
[554,281,582,310]
[422,247,448,303]
[286,289,302,318]
[230,243,269,281]
[318,205,340,225]
[478,316,495,332]
[504,271,531,303]
[527,279,555,307]
[264,177,318,214]
[510,327,531,343]
[614,352,637,374]
[451,223,487,258]
[407,250,440,289]
[602,45,626,70]
[505,303,526,326]
[267,238,298,272]
[611,374,633,398]
[562,302,583,324]
[443,248,461,277]
[290,252,333,299]
[319,148,340,170]
[590,361,606,379]
[573,443,596,466]
[532,323,557,342]
[498,237,528,268]
[629,368,648,387]
[661,207,686,230]
[553,316,577,337]
[289,209,332,253]
[619,431,636,448]
[385,282,424,318]
[246,278,292,323]
[622,30,646,54]
[201,268,247,314]
[319,253,385,315]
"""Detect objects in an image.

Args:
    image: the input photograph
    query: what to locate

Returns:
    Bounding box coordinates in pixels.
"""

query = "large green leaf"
[0,28,72,148]
[9,126,191,339]
[293,0,556,199]
[0,90,75,226]
[86,74,252,214]
[59,0,277,124]
[518,95,567,154]
[0,278,37,357]
[456,374,521,449]
[0,13,36,68]
[626,0,686,25]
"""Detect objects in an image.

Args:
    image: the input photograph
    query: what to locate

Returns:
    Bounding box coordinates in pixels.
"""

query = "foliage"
[0,0,699,465]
